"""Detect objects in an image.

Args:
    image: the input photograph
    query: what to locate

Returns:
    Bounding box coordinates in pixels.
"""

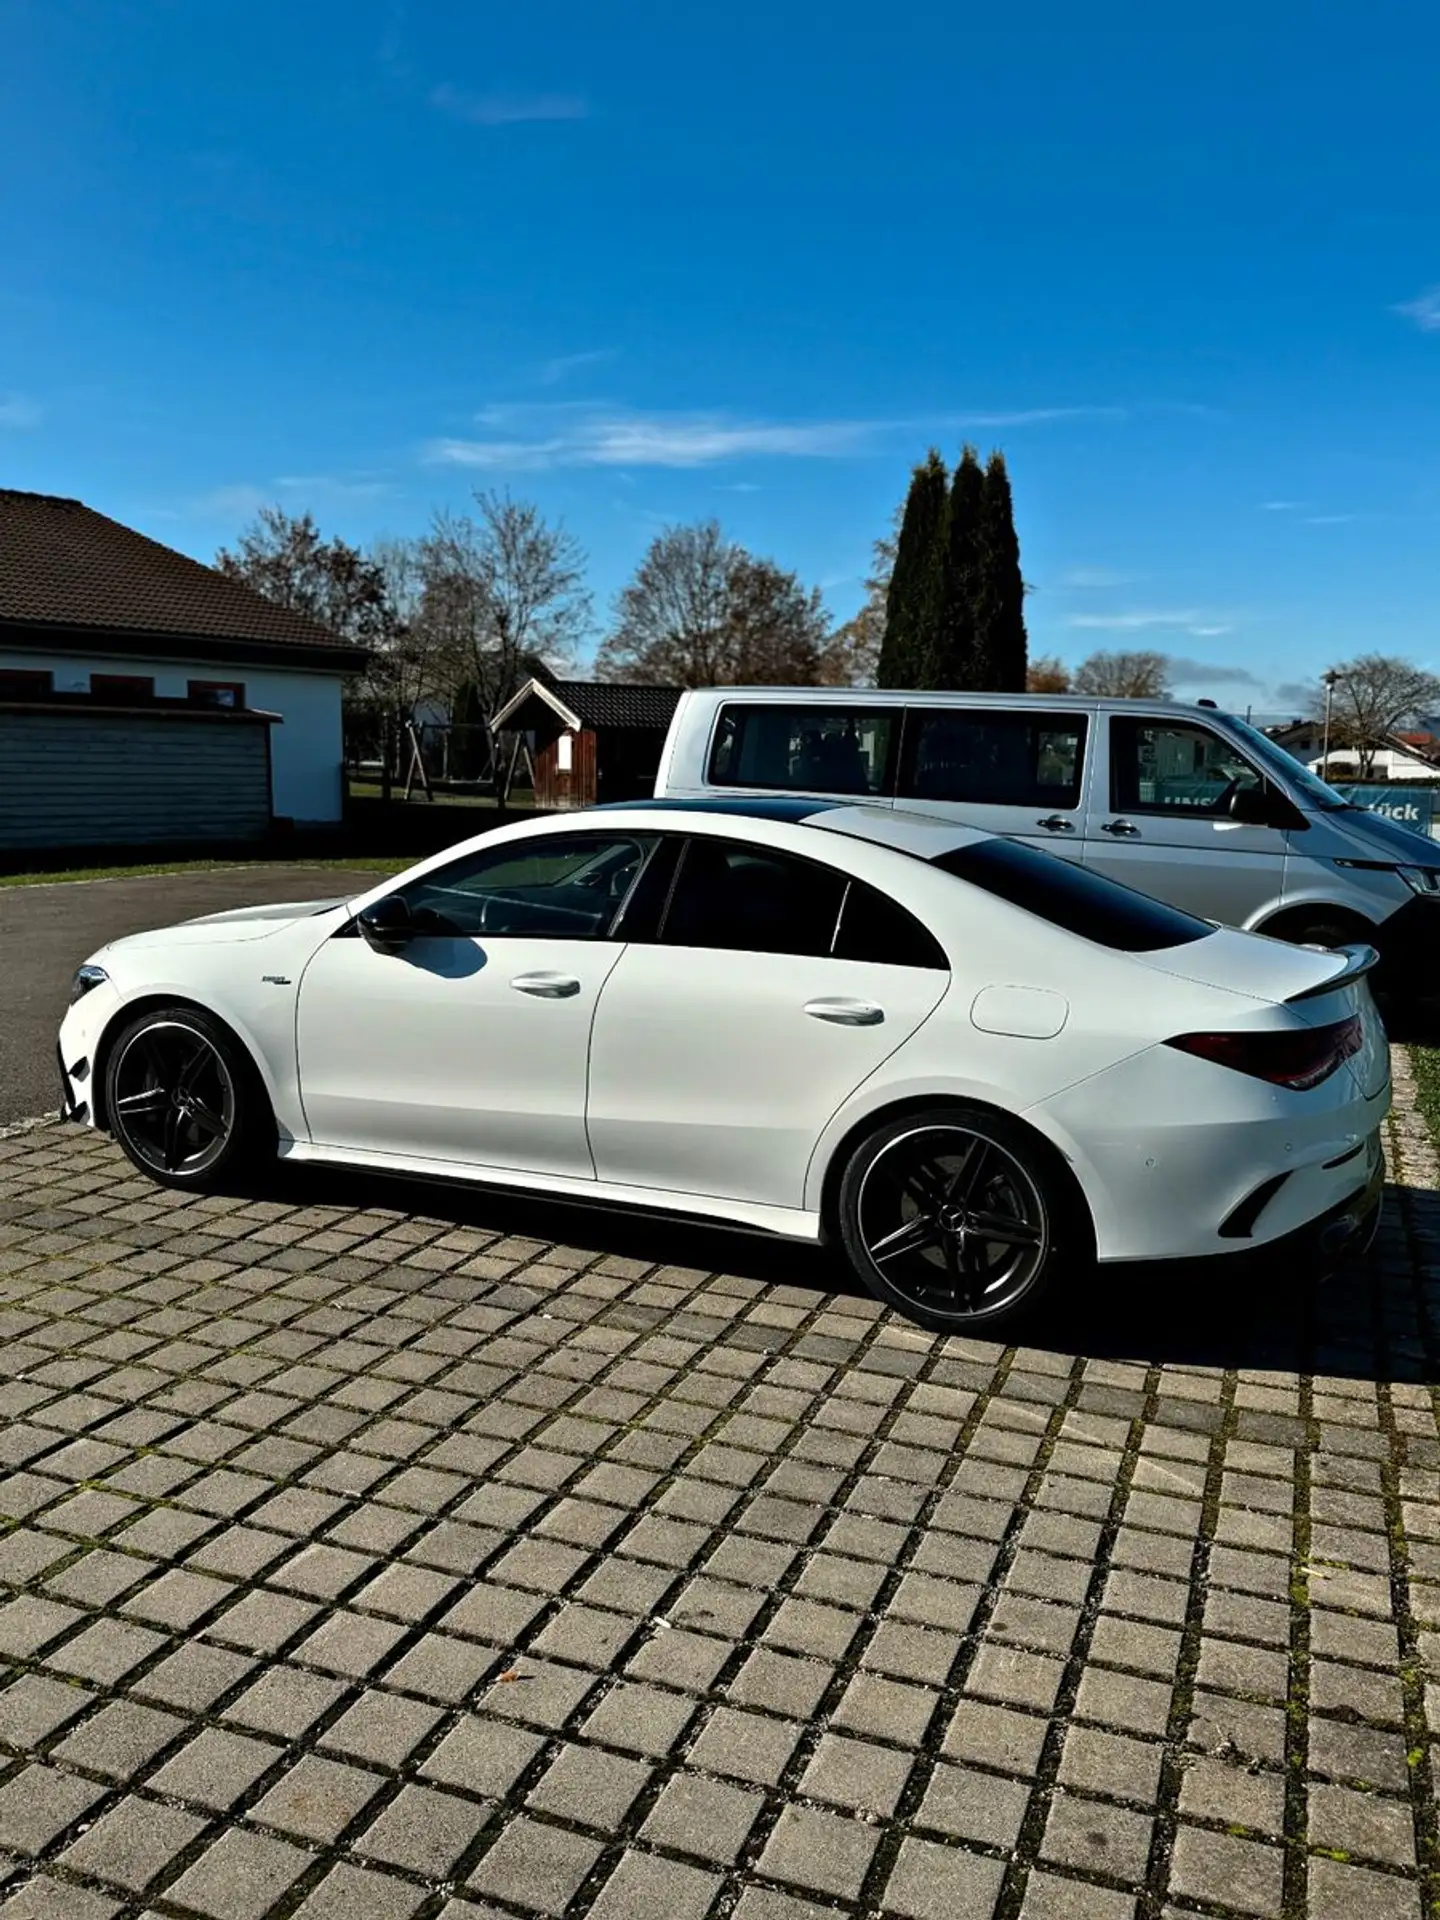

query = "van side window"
[1110,719,1262,816]
[708,705,898,796]
[899,710,1087,809]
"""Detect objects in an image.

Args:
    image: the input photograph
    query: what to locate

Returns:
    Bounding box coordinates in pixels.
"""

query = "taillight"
[1165,1015,1363,1091]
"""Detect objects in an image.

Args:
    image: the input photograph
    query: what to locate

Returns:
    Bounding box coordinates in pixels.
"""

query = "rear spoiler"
[1284,942,1380,1004]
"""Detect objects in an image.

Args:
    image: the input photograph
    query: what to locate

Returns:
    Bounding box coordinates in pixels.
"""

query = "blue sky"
[3,0,1439,712]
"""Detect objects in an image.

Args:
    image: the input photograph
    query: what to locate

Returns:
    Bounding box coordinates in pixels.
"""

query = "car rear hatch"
[1135,929,1389,1100]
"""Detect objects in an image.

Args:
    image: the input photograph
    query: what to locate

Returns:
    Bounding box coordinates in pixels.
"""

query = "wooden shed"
[491,678,683,811]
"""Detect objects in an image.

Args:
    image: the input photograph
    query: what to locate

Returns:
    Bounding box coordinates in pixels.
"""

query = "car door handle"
[804,998,884,1026]
[510,972,582,998]
[1100,818,1140,836]
[1036,814,1074,832]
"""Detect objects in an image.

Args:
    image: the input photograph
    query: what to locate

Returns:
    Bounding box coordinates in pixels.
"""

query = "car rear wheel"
[105,1006,271,1190]
[836,1105,1083,1336]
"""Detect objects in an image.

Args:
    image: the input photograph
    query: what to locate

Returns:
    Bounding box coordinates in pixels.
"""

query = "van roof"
[674,687,1231,719]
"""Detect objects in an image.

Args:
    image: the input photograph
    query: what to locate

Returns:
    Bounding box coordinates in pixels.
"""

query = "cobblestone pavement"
[0,1061,1437,1919]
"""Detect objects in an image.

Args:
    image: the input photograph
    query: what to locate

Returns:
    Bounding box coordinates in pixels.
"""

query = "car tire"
[104,1005,273,1191]
[835,1104,1087,1337]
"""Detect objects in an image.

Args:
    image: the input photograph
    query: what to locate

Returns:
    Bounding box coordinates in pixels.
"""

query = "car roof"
[589,795,990,859]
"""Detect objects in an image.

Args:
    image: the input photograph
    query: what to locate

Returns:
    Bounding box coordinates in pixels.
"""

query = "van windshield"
[1225,716,1349,809]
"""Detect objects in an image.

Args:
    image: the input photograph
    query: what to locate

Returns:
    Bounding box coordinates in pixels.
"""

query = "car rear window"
[932,838,1213,951]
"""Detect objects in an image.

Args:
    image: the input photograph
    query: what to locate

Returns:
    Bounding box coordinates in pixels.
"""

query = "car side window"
[661,839,848,956]
[1110,719,1262,817]
[899,709,1087,809]
[833,879,948,969]
[708,704,898,796]
[394,833,656,939]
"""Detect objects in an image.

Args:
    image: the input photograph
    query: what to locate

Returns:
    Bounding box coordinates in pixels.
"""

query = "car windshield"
[1224,714,1350,809]
[932,837,1213,952]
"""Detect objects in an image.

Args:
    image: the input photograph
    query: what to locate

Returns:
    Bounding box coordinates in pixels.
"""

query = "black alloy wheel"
[105,1008,267,1189]
[838,1105,1078,1334]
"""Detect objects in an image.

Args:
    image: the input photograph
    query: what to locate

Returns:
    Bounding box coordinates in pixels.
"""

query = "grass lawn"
[0,855,412,888]
[1412,1047,1440,1149]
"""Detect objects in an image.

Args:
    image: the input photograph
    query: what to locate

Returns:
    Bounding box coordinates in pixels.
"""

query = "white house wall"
[2,650,346,823]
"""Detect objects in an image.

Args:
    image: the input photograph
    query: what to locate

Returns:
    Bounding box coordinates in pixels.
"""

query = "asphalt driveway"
[0,867,387,1126]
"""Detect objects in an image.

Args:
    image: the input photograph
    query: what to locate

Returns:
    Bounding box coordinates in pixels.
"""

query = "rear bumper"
[1208,1142,1384,1280]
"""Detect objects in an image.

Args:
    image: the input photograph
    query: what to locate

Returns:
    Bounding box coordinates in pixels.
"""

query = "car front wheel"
[104,1006,271,1190]
[836,1104,1084,1336]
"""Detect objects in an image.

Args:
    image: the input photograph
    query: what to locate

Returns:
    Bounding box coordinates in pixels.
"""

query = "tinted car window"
[397,834,654,939]
[901,709,1087,808]
[1110,718,1261,817]
[662,840,847,956]
[933,838,1211,951]
[833,880,948,969]
[708,704,897,796]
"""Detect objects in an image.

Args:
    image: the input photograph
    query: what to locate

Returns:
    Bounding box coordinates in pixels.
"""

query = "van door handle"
[1100,819,1139,836]
[511,972,582,998]
[804,998,884,1026]
[1036,815,1073,833]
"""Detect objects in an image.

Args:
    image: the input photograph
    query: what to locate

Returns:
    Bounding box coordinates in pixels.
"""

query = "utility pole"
[1321,669,1342,777]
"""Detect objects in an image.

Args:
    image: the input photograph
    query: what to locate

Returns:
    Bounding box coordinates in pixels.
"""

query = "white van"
[653,687,1440,1006]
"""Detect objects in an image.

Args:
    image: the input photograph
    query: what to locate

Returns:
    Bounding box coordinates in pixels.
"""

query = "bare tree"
[1026,654,1072,693]
[1071,649,1172,698]
[419,492,591,713]
[1315,652,1440,778]
[217,506,394,647]
[598,522,827,686]
[819,528,896,687]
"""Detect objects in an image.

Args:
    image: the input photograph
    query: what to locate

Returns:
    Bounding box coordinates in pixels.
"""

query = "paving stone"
[52,1700,188,1778]
[1178,1755,1286,1833]
[918,1761,1031,1847]
[800,1732,913,1817]
[291,1861,428,1919]
[729,1648,834,1718]
[942,1698,1049,1775]
[1306,1853,1421,1920]
[420,1716,544,1796]
[165,1827,313,1920]
[882,1836,1007,1920]
[150,1727,282,1808]
[1308,1782,1416,1867]
[320,1690,444,1769]
[60,1798,209,1893]
[687,1706,803,1785]
[251,1754,385,1842]
[586,1849,722,1920]
[582,1679,698,1754]
[641,1771,764,1863]
[757,1803,880,1900]
[226,1664,346,1738]
[1021,1869,1136,1919]
[0,1764,105,1853]
[0,1673,96,1747]
[0,1878,126,1920]
[359,1781,491,1877]
[1041,1789,1154,1883]
[528,1742,652,1827]
[1168,1825,1284,1917]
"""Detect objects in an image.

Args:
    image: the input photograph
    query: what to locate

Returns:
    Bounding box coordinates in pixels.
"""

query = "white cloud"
[430,84,586,126]
[1057,566,1140,589]
[189,483,269,520]
[1260,499,1303,512]
[1066,608,1234,638]
[424,401,1120,472]
[275,473,396,501]
[1395,287,1440,332]
[0,394,42,428]
[1304,513,1355,526]
[537,349,614,386]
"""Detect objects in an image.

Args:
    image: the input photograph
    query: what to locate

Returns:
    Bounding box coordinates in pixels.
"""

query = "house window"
[188,680,245,709]
[0,669,53,699]
[91,674,155,703]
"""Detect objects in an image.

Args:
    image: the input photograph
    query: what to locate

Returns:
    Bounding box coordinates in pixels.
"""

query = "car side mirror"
[1229,784,1285,827]
[357,894,414,953]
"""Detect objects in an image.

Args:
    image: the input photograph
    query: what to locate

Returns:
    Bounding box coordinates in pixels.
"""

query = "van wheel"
[1266,911,1372,954]
[105,1006,272,1191]
[835,1104,1088,1337]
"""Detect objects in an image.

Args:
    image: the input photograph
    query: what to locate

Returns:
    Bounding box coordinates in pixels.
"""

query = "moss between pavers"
[1412,1047,1440,1151]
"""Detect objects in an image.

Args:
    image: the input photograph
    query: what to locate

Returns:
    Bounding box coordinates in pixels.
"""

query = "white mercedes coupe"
[57,799,1390,1334]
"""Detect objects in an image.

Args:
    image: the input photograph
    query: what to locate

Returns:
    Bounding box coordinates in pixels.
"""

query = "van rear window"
[933,838,1212,951]
[709,704,897,797]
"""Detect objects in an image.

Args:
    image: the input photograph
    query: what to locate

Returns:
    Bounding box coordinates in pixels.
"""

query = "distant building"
[491,677,683,809]
[1264,718,1440,783]
[0,488,366,849]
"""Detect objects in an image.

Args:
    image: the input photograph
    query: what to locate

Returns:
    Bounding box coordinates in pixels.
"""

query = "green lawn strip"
[1411,1046,1440,1150]
[0,855,411,888]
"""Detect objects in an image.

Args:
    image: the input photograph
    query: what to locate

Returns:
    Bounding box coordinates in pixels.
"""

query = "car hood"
[103,898,353,953]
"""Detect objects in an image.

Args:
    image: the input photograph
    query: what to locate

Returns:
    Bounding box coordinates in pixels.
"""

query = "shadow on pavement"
[260,1160,1439,1388]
